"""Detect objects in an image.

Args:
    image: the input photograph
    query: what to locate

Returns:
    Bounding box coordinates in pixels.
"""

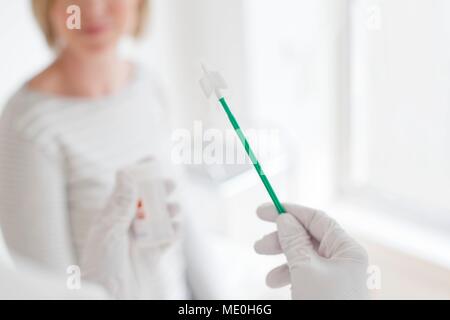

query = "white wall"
[0,1,53,110]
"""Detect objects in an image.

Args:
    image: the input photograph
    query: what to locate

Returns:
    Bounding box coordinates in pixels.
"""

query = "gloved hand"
[81,166,180,299]
[254,203,369,300]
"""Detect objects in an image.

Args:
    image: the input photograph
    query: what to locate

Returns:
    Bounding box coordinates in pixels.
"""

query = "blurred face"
[50,0,141,54]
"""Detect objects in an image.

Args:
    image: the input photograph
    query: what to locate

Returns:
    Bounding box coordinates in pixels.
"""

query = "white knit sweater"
[0,67,189,299]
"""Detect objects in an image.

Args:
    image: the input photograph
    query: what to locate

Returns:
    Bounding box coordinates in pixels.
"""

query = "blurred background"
[0,0,449,299]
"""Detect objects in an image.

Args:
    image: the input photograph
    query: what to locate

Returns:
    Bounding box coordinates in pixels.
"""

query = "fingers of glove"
[167,202,180,218]
[266,264,291,288]
[256,203,327,229]
[279,203,341,246]
[256,203,279,222]
[254,231,283,255]
[171,219,181,234]
[319,227,369,262]
[108,170,139,219]
[168,202,182,233]
[280,204,367,261]
[136,202,180,224]
[164,179,177,196]
[276,214,313,265]
[284,206,367,260]
[257,203,357,259]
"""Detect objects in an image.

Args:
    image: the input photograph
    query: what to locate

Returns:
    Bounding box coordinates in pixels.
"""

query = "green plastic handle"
[218,97,285,214]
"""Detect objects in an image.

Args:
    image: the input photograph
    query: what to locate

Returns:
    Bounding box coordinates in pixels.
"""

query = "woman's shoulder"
[0,84,63,144]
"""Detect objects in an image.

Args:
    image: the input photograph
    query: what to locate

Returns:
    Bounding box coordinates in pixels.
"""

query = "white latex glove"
[255,203,369,300]
[81,167,180,299]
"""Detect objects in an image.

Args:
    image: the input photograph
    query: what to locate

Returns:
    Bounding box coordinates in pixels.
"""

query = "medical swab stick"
[199,64,285,214]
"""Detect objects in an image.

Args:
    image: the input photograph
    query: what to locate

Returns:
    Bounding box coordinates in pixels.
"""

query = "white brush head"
[199,64,227,99]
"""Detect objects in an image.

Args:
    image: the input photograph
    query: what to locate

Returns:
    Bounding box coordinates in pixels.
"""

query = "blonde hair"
[31,0,150,47]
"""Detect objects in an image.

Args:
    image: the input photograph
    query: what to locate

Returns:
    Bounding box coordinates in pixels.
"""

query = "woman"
[0,0,370,301]
[0,0,188,299]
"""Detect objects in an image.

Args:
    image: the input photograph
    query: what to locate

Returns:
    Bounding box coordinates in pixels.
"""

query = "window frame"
[331,0,450,268]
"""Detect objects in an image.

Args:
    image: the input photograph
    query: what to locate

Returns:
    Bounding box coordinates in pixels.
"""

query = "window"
[344,0,450,230]
[243,0,450,271]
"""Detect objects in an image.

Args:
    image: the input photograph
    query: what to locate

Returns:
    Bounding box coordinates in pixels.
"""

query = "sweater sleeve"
[0,128,76,274]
